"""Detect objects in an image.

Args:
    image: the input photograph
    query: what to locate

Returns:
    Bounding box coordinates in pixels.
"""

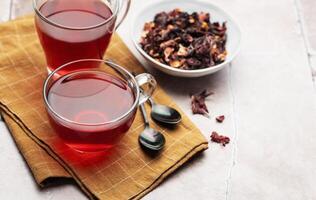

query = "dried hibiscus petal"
[164,47,174,62]
[190,90,213,116]
[177,44,189,56]
[154,12,169,27]
[143,22,155,32]
[187,58,202,68]
[211,131,230,146]
[160,39,177,49]
[198,12,210,23]
[170,59,184,68]
[216,115,225,123]
[181,33,194,44]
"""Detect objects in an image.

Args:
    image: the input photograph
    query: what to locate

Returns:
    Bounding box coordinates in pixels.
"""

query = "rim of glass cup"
[33,0,119,30]
[43,59,140,126]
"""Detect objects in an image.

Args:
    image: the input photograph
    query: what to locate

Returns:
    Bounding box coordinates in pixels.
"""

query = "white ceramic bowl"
[131,0,242,78]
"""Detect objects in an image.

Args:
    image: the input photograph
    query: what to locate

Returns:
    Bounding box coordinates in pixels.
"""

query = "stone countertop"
[1,0,316,199]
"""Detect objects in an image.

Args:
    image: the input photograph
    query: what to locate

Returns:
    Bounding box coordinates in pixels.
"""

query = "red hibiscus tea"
[46,70,136,152]
[35,0,115,72]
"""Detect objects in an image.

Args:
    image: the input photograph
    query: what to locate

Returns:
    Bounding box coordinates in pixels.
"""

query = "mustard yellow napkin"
[0,16,208,199]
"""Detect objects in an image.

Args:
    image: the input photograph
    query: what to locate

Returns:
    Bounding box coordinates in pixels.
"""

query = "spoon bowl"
[138,103,165,151]
[139,127,165,151]
[149,98,182,125]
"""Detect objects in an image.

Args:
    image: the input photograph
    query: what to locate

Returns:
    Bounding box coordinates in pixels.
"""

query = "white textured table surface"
[1,0,316,199]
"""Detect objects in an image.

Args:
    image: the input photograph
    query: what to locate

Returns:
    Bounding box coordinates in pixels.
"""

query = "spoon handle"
[140,103,150,126]
[148,97,155,106]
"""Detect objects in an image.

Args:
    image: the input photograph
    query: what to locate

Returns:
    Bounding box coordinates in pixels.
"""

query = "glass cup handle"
[115,0,131,30]
[135,73,157,105]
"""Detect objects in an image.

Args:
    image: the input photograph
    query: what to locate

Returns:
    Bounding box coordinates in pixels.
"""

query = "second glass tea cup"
[43,59,156,152]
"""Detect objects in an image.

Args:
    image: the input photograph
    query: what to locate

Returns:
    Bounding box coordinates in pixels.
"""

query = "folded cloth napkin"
[0,15,208,199]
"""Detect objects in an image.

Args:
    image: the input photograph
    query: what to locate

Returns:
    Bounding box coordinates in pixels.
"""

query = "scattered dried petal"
[190,90,213,116]
[216,115,225,123]
[211,131,230,146]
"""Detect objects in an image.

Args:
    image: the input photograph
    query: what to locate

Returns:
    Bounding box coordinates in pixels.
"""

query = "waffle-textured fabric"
[0,16,208,199]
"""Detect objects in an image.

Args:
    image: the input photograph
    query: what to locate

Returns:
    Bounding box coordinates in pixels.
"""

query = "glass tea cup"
[33,0,131,72]
[43,59,156,152]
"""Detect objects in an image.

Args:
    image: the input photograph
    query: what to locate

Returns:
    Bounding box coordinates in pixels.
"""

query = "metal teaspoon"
[138,103,165,151]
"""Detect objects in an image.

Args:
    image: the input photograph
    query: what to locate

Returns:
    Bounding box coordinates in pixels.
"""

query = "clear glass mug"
[33,0,131,72]
[43,59,156,152]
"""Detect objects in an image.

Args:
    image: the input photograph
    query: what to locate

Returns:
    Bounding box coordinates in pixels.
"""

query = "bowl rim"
[131,0,242,75]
